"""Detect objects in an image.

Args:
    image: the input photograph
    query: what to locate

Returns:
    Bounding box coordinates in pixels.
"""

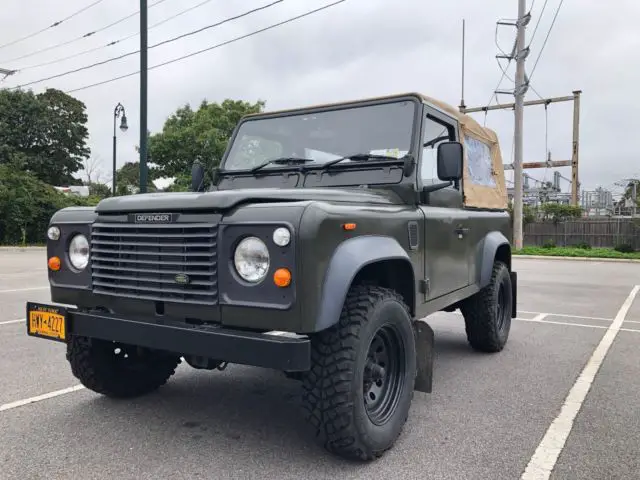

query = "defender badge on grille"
[130,213,175,224]
[175,273,191,285]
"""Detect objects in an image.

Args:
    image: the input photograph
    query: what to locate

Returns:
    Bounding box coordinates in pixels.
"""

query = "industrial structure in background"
[503,173,638,218]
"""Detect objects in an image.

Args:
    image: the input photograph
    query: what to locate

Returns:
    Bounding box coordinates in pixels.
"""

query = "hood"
[94,187,403,213]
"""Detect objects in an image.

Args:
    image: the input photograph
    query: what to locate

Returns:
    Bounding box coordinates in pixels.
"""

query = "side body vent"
[407,221,419,250]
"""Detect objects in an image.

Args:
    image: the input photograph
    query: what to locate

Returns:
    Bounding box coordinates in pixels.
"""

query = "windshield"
[222,100,416,171]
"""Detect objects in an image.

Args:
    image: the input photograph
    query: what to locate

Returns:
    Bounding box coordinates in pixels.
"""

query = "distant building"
[54,185,90,197]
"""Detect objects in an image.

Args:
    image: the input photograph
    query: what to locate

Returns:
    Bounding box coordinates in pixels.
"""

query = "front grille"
[90,222,218,305]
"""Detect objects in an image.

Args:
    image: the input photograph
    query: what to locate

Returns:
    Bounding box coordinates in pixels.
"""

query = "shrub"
[614,243,635,253]
[570,241,592,250]
[0,165,91,245]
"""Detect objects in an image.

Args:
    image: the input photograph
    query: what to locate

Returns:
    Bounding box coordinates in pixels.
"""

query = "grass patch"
[515,246,640,259]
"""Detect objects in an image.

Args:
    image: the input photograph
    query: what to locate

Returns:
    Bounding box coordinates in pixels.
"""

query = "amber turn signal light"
[273,268,291,287]
[342,223,357,231]
[48,256,61,271]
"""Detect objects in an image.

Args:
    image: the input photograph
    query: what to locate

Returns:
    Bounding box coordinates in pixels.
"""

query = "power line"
[482,0,546,112]
[11,0,284,89]
[529,0,564,81]
[0,0,170,64]
[528,0,549,46]
[0,0,107,51]
[66,0,347,94]
[484,18,517,109]
[16,0,217,73]
[495,57,545,101]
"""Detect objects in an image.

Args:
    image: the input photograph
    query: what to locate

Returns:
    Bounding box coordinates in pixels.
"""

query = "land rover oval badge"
[174,273,190,285]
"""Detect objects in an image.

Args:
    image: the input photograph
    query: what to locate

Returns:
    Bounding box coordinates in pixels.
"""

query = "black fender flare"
[477,231,511,287]
[314,235,415,332]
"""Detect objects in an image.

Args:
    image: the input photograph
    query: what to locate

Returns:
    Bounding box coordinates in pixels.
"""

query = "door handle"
[454,226,469,236]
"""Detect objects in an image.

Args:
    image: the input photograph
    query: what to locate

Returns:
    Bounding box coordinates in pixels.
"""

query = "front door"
[418,106,471,300]
[421,205,471,299]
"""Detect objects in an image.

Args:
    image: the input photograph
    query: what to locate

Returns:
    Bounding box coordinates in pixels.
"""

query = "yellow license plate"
[26,303,67,342]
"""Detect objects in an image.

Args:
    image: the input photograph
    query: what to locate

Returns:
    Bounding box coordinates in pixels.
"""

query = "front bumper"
[25,302,311,371]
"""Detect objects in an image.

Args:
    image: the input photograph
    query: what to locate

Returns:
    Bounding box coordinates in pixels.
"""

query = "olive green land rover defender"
[26,92,517,461]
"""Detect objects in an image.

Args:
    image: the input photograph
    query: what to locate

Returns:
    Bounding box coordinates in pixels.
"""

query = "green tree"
[0,165,90,245]
[115,161,157,196]
[539,203,583,224]
[148,98,265,185]
[623,179,639,206]
[0,88,90,185]
[87,181,111,198]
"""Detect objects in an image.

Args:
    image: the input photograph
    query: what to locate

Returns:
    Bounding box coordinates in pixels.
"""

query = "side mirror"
[191,161,205,192]
[436,141,463,181]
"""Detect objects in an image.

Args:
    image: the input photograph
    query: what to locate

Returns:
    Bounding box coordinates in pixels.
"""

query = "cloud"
[1,0,638,195]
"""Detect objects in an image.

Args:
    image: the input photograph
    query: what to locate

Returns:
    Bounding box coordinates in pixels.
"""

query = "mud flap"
[413,320,434,393]
[510,271,518,318]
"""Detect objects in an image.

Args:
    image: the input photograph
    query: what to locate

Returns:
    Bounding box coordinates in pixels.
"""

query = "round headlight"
[69,234,89,271]
[234,236,269,283]
[272,227,291,247]
[47,226,60,241]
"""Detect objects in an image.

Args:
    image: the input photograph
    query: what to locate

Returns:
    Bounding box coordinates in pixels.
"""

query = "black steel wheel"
[363,324,406,426]
[302,284,417,461]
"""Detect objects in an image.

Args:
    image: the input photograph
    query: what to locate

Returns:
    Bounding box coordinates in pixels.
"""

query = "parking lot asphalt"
[0,249,638,480]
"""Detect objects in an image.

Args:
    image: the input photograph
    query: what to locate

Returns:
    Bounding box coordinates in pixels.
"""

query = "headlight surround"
[68,234,90,271]
[233,236,270,283]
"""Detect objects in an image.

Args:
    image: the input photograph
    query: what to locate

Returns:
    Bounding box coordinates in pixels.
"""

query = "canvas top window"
[222,100,418,171]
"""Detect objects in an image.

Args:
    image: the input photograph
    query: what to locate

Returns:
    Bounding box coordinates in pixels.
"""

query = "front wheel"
[302,285,417,461]
[66,336,181,398]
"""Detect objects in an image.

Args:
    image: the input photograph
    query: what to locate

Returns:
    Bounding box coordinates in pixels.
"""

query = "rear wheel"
[67,336,181,398]
[460,260,512,352]
[302,285,416,461]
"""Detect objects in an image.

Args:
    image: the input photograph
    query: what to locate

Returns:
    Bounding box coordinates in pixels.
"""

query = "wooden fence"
[524,218,639,249]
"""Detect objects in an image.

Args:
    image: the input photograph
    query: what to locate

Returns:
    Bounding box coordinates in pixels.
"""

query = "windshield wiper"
[250,157,313,172]
[320,153,407,169]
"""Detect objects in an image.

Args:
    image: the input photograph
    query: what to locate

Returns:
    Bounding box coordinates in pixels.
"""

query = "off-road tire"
[66,336,181,398]
[302,284,417,461]
[460,260,512,353]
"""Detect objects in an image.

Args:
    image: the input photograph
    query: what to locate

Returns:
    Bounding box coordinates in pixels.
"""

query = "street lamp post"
[112,102,128,195]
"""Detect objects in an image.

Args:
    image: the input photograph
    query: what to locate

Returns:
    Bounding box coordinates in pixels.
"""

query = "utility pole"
[512,0,527,249]
[570,90,581,205]
[0,67,16,82]
[459,19,466,112]
[139,0,149,194]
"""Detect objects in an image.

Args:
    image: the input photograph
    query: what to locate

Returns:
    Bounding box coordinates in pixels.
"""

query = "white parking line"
[521,285,640,480]
[515,316,608,330]
[620,328,640,334]
[518,310,613,322]
[0,286,49,294]
[0,385,86,413]
[514,318,640,334]
[0,318,24,326]
[450,310,613,323]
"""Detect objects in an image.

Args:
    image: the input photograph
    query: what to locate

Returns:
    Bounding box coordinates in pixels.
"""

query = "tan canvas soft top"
[417,94,508,210]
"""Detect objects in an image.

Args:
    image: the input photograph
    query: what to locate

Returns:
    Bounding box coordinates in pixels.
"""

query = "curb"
[0,246,46,252]
[514,254,640,264]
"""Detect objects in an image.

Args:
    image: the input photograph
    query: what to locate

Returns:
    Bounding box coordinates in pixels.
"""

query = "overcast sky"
[1,0,638,196]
